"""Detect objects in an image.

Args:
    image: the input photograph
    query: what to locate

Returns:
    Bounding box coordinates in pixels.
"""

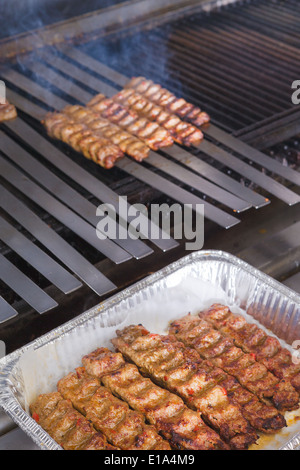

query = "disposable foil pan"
[0,250,300,450]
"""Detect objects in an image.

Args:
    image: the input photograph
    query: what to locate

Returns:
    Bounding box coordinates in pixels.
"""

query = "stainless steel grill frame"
[0,0,299,397]
[0,0,299,449]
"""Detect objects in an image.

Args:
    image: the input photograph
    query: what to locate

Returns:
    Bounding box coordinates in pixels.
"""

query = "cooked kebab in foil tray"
[0,251,300,450]
[0,101,17,122]
[42,77,209,169]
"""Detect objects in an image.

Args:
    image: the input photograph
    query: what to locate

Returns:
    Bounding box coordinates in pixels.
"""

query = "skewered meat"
[0,101,17,122]
[86,96,174,150]
[111,324,258,449]
[82,347,229,450]
[113,89,204,146]
[43,112,124,169]
[169,312,299,411]
[125,77,210,127]
[62,105,150,161]
[30,392,117,450]
[169,314,287,434]
[88,91,203,147]
[199,304,300,395]
[57,366,171,450]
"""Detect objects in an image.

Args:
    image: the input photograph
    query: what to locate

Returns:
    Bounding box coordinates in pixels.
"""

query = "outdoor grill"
[0,0,299,449]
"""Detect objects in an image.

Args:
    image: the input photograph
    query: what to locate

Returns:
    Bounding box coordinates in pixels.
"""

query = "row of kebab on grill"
[30,304,300,451]
[41,77,210,169]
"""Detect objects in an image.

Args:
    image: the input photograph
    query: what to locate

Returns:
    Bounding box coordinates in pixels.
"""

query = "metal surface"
[5,87,269,211]
[0,31,298,323]
[0,297,18,324]
[3,100,177,253]
[235,107,300,151]
[117,157,239,229]
[1,74,241,229]
[67,0,300,136]
[204,124,300,186]
[0,216,82,295]
[0,130,152,260]
[163,145,269,209]
[54,44,129,88]
[146,151,251,213]
[238,221,300,280]
[33,51,119,100]
[53,45,300,205]
[0,0,299,449]
[1,68,70,111]
[0,186,117,297]
[0,426,39,451]
[19,45,300,208]
[14,55,255,212]
[24,53,256,212]
[0,0,298,325]
[0,0,235,60]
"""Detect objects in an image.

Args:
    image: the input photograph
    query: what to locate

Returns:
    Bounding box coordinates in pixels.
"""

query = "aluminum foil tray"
[0,250,300,450]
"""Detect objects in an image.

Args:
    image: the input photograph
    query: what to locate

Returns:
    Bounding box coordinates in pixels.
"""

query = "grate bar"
[27,54,269,208]
[0,215,82,295]
[5,89,46,121]
[28,60,96,104]
[146,151,251,213]
[0,186,117,297]
[204,23,299,80]
[0,253,58,314]
[55,46,300,204]
[5,79,269,209]
[150,23,292,104]
[131,30,284,116]
[0,156,132,265]
[0,130,153,260]
[1,68,67,111]
[224,5,300,45]
[38,48,120,97]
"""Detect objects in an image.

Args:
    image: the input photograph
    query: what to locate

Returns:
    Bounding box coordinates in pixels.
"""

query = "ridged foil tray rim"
[0,249,300,450]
